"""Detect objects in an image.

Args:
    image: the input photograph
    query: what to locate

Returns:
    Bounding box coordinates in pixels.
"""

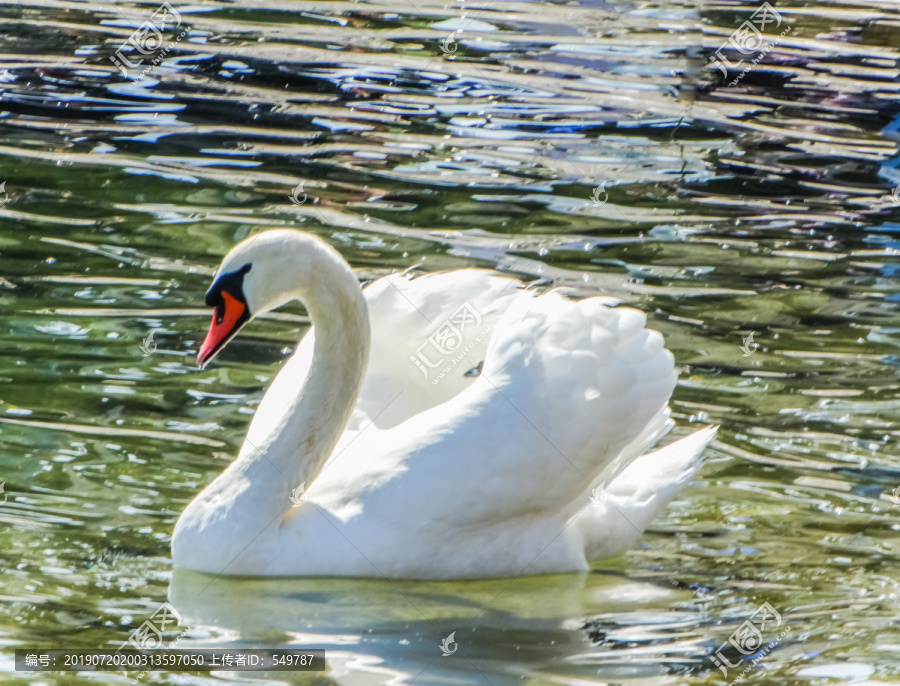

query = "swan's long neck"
[235,245,370,508]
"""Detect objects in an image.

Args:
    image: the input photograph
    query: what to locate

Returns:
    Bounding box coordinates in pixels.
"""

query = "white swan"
[172,229,716,579]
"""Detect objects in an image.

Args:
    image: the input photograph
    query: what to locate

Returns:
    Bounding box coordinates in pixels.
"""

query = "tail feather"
[575,426,717,561]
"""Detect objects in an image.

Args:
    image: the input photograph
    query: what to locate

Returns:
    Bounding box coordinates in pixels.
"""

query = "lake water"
[2,0,900,683]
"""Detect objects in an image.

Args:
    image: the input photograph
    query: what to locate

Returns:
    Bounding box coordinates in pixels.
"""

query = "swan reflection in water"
[169,567,689,685]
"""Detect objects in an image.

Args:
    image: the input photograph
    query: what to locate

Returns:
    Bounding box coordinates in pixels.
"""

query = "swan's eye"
[205,263,252,308]
[214,300,226,325]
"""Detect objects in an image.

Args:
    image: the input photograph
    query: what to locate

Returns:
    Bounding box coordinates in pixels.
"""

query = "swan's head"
[198,229,344,368]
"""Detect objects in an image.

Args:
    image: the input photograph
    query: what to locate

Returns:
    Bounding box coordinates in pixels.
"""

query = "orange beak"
[198,291,248,368]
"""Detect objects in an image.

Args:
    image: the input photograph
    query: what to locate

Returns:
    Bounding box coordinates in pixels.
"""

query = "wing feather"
[317,286,677,531]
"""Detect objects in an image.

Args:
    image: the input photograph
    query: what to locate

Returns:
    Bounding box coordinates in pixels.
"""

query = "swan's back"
[362,288,678,523]
[302,273,688,577]
[478,291,677,510]
[356,269,524,428]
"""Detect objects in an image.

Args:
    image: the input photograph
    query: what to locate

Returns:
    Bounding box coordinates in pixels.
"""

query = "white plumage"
[172,229,715,579]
